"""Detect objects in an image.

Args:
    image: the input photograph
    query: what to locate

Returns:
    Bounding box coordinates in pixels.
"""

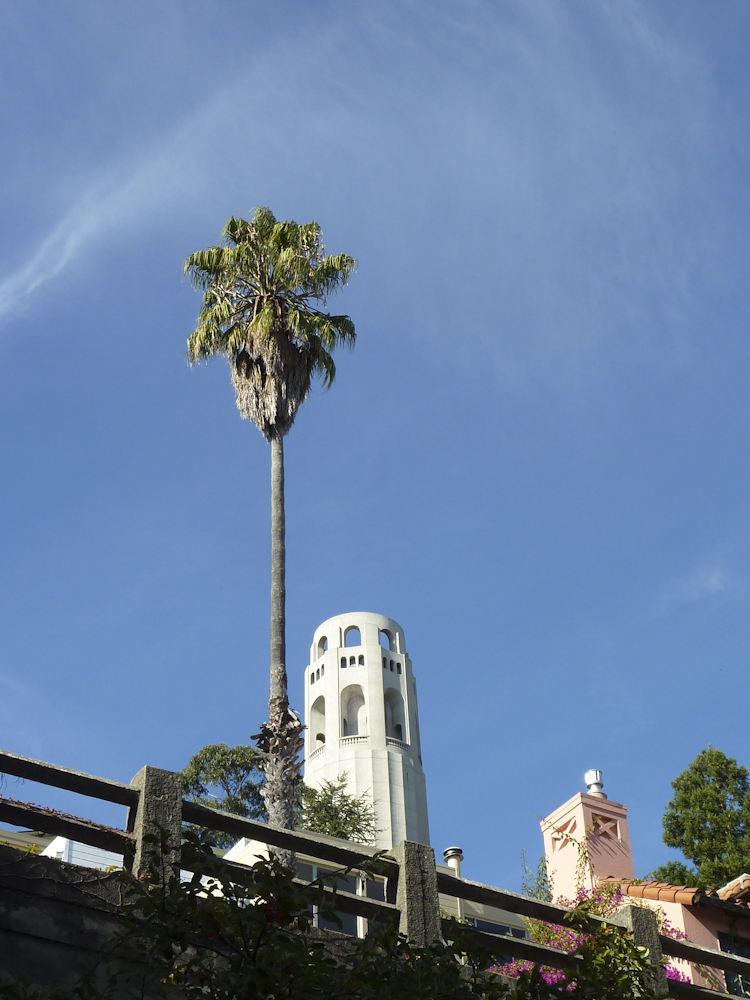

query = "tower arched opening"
[341,684,366,736]
[384,688,407,743]
[310,696,326,747]
[344,626,362,647]
[379,628,394,650]
[317,636,328,658]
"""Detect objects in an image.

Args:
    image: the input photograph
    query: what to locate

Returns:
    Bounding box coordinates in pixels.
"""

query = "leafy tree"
[653,746,750,889]
[181,743,266,848]
[181,746,376,846]
[299,773,378,844]
[185,209,356,838]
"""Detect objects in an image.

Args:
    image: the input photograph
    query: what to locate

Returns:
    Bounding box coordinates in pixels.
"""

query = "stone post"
[389,840,441,947]
[125,766,183,878]
[611,903,668,995]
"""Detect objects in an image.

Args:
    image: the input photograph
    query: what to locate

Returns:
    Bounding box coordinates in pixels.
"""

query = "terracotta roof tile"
[597,876,699,906]
[718,874,750,902]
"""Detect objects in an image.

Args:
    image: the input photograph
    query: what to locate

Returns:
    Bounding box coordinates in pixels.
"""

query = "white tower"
[303,612,430,850]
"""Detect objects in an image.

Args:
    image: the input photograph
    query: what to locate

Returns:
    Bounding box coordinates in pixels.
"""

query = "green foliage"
[521,851,552,902]
[184,207,356,441]
[653,746,750,889]
[650,859,696,887]
[182,743,266,848]
[181,749,377,846]
[299,772,378,844]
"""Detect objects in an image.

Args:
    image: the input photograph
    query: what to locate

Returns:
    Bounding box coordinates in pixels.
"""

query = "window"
[317,636,328,658]
[349,656,355,666]
[358,655,365,665]
[297,864,358,936]
[389,660,394,671]
[719,933,750,996]
[310,673,315,684]
[320,664,324,677]
[341,657,347,668]
[316,668,320,680]
[379,629,393,650]
[396,663,402,674]
[382,657,387,669]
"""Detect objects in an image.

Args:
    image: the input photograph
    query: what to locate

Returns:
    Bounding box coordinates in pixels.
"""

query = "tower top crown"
[310,612,406,662]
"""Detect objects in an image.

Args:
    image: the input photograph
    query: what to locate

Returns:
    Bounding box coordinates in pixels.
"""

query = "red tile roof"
[597,876,700,906]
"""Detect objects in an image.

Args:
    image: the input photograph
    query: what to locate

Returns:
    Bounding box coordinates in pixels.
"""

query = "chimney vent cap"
[585,769,605,795]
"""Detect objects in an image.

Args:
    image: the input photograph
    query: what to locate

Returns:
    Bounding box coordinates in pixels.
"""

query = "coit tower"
[303,612,430,850]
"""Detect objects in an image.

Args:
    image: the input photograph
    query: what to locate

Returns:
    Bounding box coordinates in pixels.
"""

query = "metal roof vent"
[584,769,606,798]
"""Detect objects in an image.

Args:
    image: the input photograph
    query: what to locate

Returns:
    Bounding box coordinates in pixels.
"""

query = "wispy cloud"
[658,565,749,606]
[0,140,197,322]
[0,193,108,321]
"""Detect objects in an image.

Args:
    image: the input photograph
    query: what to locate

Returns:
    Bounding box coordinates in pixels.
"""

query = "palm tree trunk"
[269,433,287,729]
[258,434,302,848]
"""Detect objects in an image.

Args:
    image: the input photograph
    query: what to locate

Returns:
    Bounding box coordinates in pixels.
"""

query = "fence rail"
[1,747,748,999]
[0,750,138,806]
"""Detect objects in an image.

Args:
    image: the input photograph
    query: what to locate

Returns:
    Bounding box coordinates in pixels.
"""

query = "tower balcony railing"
[307,745,325,762]
[386,737,410,750]
[340,735,368,746]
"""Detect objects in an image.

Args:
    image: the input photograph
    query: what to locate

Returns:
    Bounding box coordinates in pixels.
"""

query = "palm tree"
[185,208,356,835]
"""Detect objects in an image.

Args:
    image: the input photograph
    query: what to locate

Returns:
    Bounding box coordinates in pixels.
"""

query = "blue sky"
[2,0,750,891]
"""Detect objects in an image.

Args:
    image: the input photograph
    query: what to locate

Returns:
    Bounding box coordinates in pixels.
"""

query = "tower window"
[390,660,394,671]
[396,663,402,674]
[358,655,364,665]
[321,665,324,677]
[316,668,320,680]
[382,657,387,669]
[310,673,314,684]
[349,656,355,666]
[341,657,346,668]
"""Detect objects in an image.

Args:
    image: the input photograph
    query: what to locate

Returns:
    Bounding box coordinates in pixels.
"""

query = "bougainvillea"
[495,882,692,994]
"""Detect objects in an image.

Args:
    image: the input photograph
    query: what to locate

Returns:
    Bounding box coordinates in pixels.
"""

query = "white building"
[303,612,430,851]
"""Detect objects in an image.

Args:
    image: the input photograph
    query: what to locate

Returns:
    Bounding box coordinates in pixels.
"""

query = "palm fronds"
[185,208,356,441]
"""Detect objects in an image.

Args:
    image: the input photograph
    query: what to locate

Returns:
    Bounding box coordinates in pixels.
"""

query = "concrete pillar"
[390,840,441,946]
[126,766,182,878]
[611,903,668,995]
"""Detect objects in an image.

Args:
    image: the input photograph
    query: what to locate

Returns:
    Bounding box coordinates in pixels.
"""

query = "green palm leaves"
[185,207,356,441]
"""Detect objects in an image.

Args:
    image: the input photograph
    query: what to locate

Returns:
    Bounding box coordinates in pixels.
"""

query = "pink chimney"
[541,770,635,902]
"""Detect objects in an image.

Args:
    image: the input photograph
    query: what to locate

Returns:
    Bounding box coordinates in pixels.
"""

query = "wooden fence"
[1,748,749,999]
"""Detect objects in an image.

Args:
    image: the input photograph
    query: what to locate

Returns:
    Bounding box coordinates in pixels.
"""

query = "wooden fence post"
[125,766,182,878]
[389,840,441,947]
[610,903,668,995]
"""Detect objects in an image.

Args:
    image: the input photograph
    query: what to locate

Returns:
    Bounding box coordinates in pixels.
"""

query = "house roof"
[718,873,750,903]
[597,875,750,919]
[597,876,699,905]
